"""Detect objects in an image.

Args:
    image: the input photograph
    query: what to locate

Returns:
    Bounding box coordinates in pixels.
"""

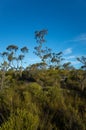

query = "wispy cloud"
[66,55,76,60]
[64,33,86,43]
[63,48,72,55]
[71,60,80,65]
[74,34,86,41]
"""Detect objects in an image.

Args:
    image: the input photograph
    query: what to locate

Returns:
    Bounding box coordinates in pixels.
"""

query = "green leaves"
[0,109,39,130]
[6,45,18,52]
[21,46,28,54]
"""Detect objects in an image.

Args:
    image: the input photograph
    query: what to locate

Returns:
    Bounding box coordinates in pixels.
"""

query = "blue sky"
[0,0,86,67]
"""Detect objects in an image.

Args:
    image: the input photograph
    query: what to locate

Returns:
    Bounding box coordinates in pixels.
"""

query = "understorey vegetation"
[0,30,86,130]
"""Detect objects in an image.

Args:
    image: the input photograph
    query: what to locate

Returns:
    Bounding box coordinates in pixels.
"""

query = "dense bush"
[0,69,85,130]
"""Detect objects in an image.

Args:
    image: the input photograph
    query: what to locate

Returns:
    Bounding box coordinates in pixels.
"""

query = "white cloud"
[64,33,86,44]
[66,55,75,60]
[64,48,72,55]
[64,55,76,60]
[71,60,80,65]
[74,34,86,41]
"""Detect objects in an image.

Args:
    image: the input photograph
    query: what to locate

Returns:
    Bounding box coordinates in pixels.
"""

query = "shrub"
[0,108,39,130]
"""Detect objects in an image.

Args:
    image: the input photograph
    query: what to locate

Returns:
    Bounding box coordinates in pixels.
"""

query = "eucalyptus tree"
[0,52,9,71]
[0,52,9,89]
[18,55,24,66]
[7,52,15,69]
[18,54,24,75]
[20,46,28,68]
[77,56,86,70]
[15,46,28,76]
[0,44,29,88]
[34,29,48,61]
[6,45,18,69]
[42,47,52,65]
[34,29,53,68]
[35,29,48,44]
[50,51,63,69]
[63,62,74,70]
[1,52,8,61]
[77,56,86,91]
[0,52,9,72]
[34,30,64,69]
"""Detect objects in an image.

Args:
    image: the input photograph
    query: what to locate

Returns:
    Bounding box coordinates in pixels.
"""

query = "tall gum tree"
[77,56,86,91]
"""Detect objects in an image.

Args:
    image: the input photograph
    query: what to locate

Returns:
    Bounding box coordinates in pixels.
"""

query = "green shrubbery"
[0,109,39,130]
[0,68,85,130]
